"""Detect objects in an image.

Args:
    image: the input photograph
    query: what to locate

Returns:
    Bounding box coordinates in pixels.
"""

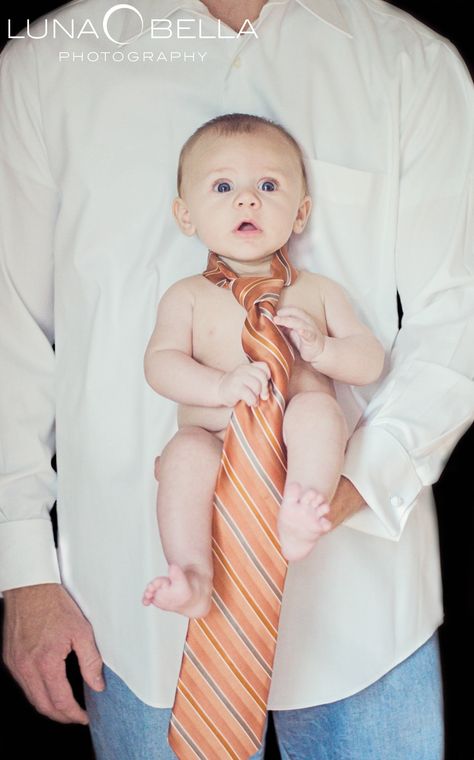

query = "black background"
[0,2,473,759]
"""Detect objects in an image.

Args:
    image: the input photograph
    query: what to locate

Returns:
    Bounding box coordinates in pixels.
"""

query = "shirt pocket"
[292,158,389,300]
[306,158,382,206]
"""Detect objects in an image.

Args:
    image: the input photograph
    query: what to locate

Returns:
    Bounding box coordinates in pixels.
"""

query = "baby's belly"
[177,360,335,441]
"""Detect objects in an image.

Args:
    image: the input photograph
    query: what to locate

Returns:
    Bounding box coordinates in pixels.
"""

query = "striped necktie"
[168,244,298,760]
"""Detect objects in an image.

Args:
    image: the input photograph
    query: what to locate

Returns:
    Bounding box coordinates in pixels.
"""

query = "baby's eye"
[258,179,278,192]
[213,180,234,193]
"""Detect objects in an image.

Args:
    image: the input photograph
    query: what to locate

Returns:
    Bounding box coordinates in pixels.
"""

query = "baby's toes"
[310,492,328,510]
[143,583,154,599]
[311,500,331,533]
[312,509,332,532]
[319,516,332,532]
[147,577,168,595]
[142,582,159,605]
[313,499,330,517]
[300,488,319,508]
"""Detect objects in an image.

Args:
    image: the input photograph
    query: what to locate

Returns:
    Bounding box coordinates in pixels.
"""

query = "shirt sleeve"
[0,39,61,591]
[341,38,474,541]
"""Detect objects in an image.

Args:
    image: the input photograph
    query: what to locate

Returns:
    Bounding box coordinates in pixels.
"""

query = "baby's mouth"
[234,220,262,233]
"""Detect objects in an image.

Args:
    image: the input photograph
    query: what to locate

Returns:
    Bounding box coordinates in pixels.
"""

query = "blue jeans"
[83,631,444,759]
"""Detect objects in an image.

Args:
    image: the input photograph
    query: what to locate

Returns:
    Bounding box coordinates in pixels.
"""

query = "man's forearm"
[327,475,367,529]
[311,334,384,386]
[144,349,225,407]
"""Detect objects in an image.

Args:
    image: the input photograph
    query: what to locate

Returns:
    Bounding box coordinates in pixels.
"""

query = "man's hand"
[327,475,367,529]
[2,583,105,725]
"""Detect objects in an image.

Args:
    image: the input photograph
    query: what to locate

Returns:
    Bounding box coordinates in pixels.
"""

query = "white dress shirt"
[0,0,473,709]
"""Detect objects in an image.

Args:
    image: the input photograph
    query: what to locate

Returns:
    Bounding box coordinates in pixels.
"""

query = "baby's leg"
[142,426,223,618]
[278,391,349,561]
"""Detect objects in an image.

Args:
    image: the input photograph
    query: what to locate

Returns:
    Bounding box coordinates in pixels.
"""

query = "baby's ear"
[172,197,196,236]
[293,195,312,235]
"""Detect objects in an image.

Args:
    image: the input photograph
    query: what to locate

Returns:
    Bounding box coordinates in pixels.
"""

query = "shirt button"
[233,56,241,68]
[390,495,404,508]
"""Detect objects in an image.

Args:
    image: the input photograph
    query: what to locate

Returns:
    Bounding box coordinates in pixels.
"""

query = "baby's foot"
[277,481,332,561]
[142,563,213,619]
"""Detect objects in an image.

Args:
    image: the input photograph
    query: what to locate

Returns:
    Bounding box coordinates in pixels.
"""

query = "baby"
[142,114,384,619]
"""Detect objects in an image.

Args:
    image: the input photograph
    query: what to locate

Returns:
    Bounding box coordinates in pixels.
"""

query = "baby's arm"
[275,278,385,386]
[314,278,385,385]
[144,280,271,407]
[144,279,224,406]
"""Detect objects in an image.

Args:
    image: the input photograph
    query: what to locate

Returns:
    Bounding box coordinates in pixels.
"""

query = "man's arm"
[341,38,474,541]
[0,38,60,591]
[0,37,104,724]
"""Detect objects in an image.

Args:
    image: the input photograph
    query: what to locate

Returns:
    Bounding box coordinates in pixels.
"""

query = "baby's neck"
[215,251,277,278]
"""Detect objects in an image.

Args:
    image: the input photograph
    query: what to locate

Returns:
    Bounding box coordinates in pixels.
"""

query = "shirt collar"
[295,0,352,37]
[116,0,352,45]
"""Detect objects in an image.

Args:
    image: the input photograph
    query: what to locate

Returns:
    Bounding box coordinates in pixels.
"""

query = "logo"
[8,4,259,45]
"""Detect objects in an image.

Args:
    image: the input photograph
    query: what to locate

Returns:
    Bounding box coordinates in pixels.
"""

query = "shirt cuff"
[0,519,61,594]
[341,425,423,541]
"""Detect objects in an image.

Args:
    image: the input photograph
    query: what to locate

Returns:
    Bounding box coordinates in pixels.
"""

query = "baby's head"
[173,114,312,268]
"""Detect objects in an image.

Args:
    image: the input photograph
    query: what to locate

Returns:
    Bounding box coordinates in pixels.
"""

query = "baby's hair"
[177,113,308,196]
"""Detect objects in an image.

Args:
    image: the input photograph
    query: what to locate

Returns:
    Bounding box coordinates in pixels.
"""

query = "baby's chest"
[192,290,249,369]
[191,279,327,373]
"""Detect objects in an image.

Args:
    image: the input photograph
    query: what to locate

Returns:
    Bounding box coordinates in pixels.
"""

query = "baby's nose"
[235,190,260,207]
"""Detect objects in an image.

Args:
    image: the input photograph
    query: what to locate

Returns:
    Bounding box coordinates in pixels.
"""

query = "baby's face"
[174,130,311,266]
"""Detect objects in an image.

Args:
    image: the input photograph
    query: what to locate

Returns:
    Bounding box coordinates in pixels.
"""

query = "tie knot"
[203,245,298,312]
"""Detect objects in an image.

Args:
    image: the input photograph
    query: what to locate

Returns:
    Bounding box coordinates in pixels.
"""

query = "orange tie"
[168,244,298,760]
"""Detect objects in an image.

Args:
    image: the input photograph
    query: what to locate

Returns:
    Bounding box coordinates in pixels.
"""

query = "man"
[1,1,472,758]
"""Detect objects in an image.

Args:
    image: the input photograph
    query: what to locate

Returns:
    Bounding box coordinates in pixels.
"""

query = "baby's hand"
[217,361,271,408]
[273,306,326,363]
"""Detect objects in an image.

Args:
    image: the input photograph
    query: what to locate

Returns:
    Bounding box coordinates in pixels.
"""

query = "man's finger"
[15,668,62,722]
[35,663,89,724]
[74,632,105,693]
[34,686,75,723]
